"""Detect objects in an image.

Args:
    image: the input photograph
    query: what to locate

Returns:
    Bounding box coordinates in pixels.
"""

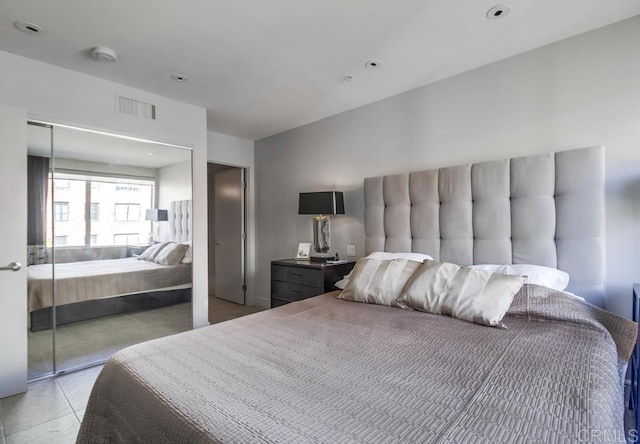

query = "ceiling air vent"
[116,95,156,120]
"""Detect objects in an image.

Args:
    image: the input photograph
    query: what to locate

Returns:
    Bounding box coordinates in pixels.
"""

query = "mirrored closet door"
[27,122,194,379]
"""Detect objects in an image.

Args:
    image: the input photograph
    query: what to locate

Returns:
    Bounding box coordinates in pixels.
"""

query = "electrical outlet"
[347,245,356,257]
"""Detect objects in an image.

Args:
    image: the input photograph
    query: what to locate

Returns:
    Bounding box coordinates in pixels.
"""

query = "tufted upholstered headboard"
[169,200,192,242]
[364,146,605,306]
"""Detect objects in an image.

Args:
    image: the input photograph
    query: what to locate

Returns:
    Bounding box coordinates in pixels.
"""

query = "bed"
[77,147,637,443]
[28,200,193,331]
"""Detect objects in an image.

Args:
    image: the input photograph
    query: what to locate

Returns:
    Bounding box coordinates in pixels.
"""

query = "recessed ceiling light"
[365,60,383,70]
[15,21,43,35]
[170,74,189,83]
[90,46,118,62]
[486,4,510,19]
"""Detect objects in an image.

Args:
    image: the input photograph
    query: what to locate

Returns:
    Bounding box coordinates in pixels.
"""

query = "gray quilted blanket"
[77,285,636,443]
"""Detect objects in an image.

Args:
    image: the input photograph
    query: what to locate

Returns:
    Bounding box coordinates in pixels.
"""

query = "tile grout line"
[55,378,81,425]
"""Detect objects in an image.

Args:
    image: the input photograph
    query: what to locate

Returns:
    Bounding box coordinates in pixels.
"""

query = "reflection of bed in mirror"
[27,200,193,332]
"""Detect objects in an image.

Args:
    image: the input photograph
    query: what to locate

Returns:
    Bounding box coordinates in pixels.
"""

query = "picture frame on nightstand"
[296,242,311,260]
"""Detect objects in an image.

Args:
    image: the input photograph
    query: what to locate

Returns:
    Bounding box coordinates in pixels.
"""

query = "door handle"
[0,262,22,272]
[215,241,221,245]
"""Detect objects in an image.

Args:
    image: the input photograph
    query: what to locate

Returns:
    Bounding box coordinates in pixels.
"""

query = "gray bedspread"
[77,285,636,444]
[27,257,192,311]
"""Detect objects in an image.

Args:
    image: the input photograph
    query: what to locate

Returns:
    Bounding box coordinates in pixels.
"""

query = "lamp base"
[310,255,330,263]
[312,215,331,256]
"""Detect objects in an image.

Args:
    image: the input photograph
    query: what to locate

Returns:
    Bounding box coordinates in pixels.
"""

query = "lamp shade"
[145,208,168,222]
[298,192,345,215]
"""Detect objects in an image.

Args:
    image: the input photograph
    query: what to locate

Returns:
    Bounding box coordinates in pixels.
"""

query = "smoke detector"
[91,46,118,62]
[15,21,43,35]
[487,5,510,19]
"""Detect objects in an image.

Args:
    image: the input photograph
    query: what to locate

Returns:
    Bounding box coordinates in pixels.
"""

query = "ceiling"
[1,1,639,141]
[28,124,192,169]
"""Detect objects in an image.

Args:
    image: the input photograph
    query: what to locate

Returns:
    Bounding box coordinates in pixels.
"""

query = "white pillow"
[137,242,169,261]
[398,260,525,328]
[181,241,193,264]
[334,252,432,290]
[338,258,421,307]
[153,242,189,266]
[367,251,434,262]
[335,276,349,290]
[468,264,570,291]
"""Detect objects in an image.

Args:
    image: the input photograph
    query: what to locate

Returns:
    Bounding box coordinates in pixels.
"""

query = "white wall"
[206,132,258,305]
[158,160,192,242]
[255,16,640,317]
[0,50,209,328]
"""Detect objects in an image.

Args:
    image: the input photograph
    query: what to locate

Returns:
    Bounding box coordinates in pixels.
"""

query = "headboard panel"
[169,200,192,242]
[364,146,605,305]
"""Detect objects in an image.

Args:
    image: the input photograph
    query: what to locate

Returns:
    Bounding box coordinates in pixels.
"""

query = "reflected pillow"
[398,260,525,328]
[181,241,193,264]
[137,242,169,261]
[468,264,569,291]
[338,258,421,307]
[153,242,189,266]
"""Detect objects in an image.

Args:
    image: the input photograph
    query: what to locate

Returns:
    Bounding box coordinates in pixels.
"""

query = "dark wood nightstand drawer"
[271,281,321,302]
[271,298,290,308]
[270,259,355,308]
[287,267,322,288]
[288,283,322,301]
[271,280,289,299]
[272,264,288,282]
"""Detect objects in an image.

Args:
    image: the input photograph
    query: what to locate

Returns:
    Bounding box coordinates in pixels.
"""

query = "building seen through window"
[46,173,154,247]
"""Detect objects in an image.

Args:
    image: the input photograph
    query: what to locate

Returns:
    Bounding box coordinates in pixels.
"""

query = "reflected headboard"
[169,200,192,242]
[364,146,605,305]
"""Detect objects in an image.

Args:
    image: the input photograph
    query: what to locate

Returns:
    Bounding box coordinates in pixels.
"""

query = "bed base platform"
[30,287,192,332]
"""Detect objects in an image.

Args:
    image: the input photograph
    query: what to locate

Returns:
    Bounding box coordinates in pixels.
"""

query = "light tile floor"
[3,296,265,443]
[0,365,103,444]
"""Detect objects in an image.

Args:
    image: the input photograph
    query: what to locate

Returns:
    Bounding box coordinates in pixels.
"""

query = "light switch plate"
[347,245,356,257]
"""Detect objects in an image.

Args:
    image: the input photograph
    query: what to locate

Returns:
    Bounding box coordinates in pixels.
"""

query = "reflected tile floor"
[28,303,192,380]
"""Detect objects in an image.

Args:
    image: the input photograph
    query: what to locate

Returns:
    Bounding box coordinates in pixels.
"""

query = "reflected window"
[90,203,99,221]
[54,202,69,222]
[114,204,140,221]
[116,184,140,192]
[54,235,68,246]
[46,173,154,247]
[54,180,70,190]
[114,233,139,245]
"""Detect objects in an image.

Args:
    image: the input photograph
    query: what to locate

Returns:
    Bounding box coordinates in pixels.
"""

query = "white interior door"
[0,105,28,398]
[214,168,245,304]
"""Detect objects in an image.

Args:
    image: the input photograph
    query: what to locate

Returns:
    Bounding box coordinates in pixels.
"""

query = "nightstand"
[271,259,355,308]
[630,284,640,426]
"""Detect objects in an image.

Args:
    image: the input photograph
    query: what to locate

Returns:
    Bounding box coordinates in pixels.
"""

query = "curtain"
[27,155,50,265]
